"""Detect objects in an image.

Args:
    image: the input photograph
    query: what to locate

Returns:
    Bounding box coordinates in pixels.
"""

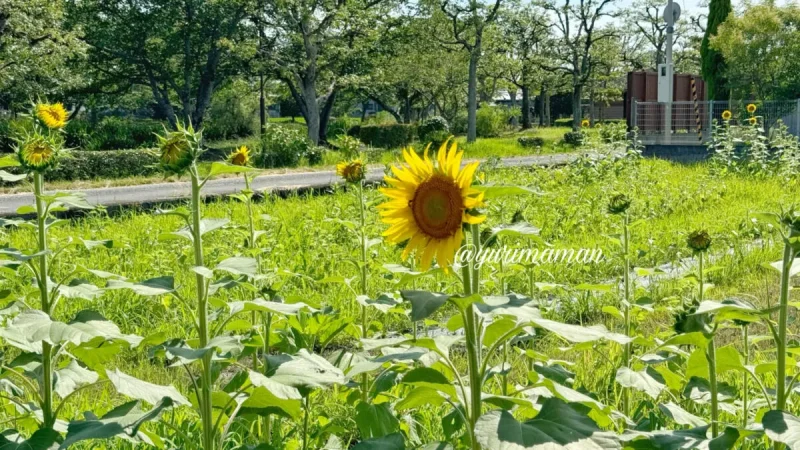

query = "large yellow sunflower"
[336,159,365,184]
[721,110,732,121]
[379,141,484,271]
[20,137,56,171]
[36,103,68,129]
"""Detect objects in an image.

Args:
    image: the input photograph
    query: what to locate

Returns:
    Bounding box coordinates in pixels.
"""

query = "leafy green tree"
[66,0,256,128]
[541,0,618,130]
[496,3,548,129]
[0,0,84,110]
[259,0,394,144]
[712,3,800,100]
[700,0,731,99]
[427,0,504,142]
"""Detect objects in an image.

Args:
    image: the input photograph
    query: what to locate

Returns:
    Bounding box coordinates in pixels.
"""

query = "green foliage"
[329,134,363,159]
[65,118,164,151]
[258,124,315,168]
[517,136,544,148]
[554,118,574,127]
[365,111,399,125]
[327,117,359,139]
[46,149,159,181]
[563,131,584,146]
[709,118,800,177]
[203,80,258,141]
[418,116,450,141]
[712,4,800,100]
[358,124,416,148]
[598,122,628,143]
[701,0,731,100]
[475,106,508,138]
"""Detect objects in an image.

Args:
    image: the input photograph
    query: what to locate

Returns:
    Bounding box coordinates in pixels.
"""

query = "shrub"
[365,111,397,125]
[421,130,452,150]
[418,116,449,141]
[329,134,363,159]
[203,80,258,141]
[347,125,361,138]
[563,131,584,146]
[598,122,628,143]
[359,124,416,148]
[518,136,545,148]
[305,146,325,166]
[476,106,507,138]
[258,124,314,168]
[554,118,574,127]
[327,117,357,139]
[77,117,164,150]
[451,113,468,135]
[40,149,160,181]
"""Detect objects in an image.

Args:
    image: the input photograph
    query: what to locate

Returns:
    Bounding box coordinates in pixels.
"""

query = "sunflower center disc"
[411,174,463,239]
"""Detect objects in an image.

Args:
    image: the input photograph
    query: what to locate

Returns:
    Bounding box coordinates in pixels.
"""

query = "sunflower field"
[2,104,800,450]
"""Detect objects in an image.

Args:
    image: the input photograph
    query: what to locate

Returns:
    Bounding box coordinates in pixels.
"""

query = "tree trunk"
[259,74,267,134]
[544,88,550,126]
[318,89,337,144]
[571,82,583,131]
[509,90,518,127]
[467,50,479,143]
[403,94,412,124]
[521,85,531,129]
[303,79,321,145]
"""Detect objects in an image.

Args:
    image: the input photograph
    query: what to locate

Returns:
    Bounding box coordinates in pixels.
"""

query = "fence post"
[707,100,714,141]
[795,99,800,136]
[631,98,637,131]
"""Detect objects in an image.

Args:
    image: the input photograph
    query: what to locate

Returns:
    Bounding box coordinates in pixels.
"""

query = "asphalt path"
[0,153,576,217]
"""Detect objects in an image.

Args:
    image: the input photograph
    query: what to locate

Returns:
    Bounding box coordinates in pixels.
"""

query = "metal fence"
[630,100,800,145]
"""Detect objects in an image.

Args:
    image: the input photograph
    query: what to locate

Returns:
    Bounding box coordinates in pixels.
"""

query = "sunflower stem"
[357,181,370,404]
[33,172,54,429]
[622,212,632,418]
[191,165,215,450]
[775,228,796,450]
[464,223,483,450]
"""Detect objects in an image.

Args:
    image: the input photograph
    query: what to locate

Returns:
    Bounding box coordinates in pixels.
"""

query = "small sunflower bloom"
[687,230,712,253]
[378,140,484,271]
[721,110,732,121]
[581,119,590,128]
[336,159,366,184]
[749,117,757,126]
[229,146,250,166]
[746,103,757,114]
[36,103,68,129]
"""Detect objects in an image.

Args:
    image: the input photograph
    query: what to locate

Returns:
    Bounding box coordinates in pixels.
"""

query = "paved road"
[0,153,575,217]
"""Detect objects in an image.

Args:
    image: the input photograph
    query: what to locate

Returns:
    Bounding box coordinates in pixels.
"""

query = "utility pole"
[659,0,680,144]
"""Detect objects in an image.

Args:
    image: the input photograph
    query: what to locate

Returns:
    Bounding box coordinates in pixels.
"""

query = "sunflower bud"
[336,159,366,184]
[18,135,58,172]
[607,194,631,215]
[687,230,712,253]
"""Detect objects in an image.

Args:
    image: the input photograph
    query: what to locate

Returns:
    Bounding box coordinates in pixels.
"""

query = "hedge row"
[43,149,161,181]
[358,123,416,148]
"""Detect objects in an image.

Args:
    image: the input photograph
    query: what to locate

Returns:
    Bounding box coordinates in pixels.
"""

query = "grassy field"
[1,151,798,448]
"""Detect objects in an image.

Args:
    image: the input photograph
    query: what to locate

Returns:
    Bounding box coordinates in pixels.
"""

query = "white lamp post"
[658,0,681,143]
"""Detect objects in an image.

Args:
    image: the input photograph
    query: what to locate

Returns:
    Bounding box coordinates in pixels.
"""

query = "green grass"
[1,157,797,447]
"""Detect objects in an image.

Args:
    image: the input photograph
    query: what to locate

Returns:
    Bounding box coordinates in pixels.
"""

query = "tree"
[496,3,548,129]
[700,0,731,99]
[259,0,393,144]
[712,3,800,100]
[67,0,255,128]
[623,0,692,71]
[0,0,84,110]
[541,0,618,130]
[428,0,504,142]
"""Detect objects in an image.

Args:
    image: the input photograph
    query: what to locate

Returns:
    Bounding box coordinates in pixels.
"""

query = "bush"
[554,118,574,127]
[365,111,397,125]
[451,113,468,135]
[258,124,314,168]
[329,134,363,159]
[563,131,584,146]
[305,147,325,166]
[420,130,451,150]
[73,117,164,150]
[327,117,357,139]
[203,80,258,141]
[359,124,416,148]
[518,136,545,148]
[598,122,628,143]
[418,116,449,141]
[42,149,160,181]
[347,125,361,138]
[476,106,507,138]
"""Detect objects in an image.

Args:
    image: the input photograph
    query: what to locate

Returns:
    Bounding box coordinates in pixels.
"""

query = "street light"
[658,0,681,143]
